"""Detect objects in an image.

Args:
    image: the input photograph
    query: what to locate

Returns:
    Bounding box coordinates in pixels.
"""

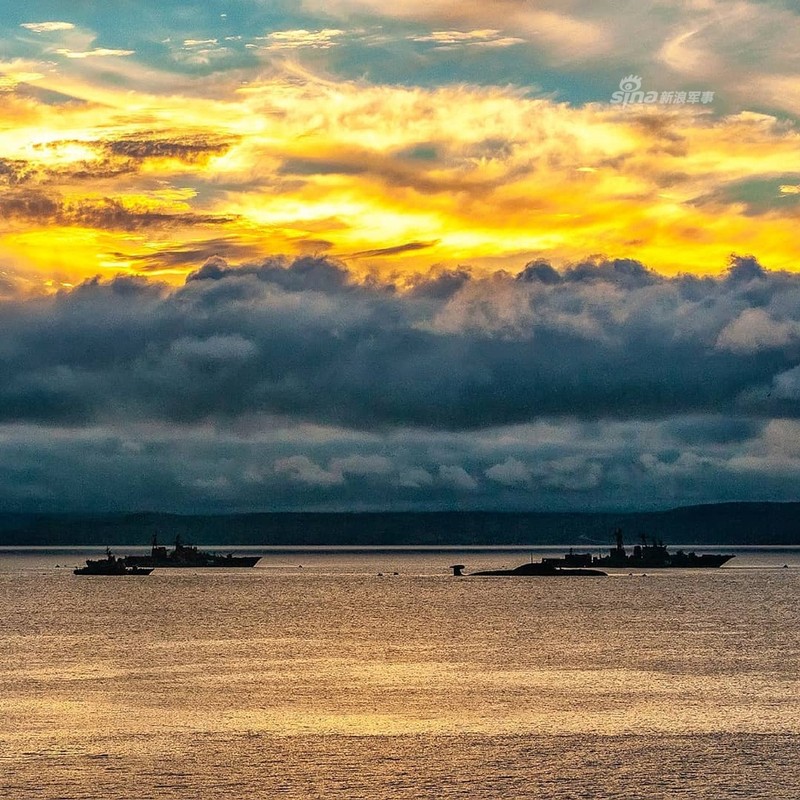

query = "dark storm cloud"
[186,254,353,293]
[278,149,508,196]
[0,189,59,219]
[4,253,800,512]
[407,268,471,299]
[0,158,36,186]
[112,238,263,270]
[31,134,236,165]
[662,415,762,445]
[350,240,439,258]
[2,254,800,431]
[2,134,237,189]
[60,159,139,182]
[516,256,659,288]
[104,135,233,162]
[0,415,787,514]
[66,198,237,231]
[0,189,237,230]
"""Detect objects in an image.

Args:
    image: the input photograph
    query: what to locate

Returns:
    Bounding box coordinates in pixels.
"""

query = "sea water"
[1,547,799,799]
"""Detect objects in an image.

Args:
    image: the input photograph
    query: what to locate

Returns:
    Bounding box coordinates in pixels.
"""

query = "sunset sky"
[1,1,800,512]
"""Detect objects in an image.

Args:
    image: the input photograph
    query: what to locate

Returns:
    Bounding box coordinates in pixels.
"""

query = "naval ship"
[74,548,153,575]
[123,535,261,569]
[542,529,734,570]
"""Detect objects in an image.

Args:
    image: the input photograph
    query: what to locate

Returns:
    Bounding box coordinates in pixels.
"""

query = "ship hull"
[124,555,261,568]
[74,565,154,575]
[469,563,607,577]
[593,554,733,569]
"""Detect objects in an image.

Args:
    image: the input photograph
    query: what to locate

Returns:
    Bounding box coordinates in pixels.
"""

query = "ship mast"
[612,527,626,557]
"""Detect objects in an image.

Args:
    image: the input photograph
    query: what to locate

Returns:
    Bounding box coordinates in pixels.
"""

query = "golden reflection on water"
[1,552,800,797]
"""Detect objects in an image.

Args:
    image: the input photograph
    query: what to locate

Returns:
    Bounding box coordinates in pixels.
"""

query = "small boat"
[74,548,153,576]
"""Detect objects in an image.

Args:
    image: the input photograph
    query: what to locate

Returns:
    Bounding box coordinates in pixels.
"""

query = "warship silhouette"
[123,535,261,569]
[542,529,734,570]
[74,548,153,576]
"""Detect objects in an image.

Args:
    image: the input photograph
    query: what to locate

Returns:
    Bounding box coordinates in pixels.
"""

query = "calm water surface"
[1,547,799,799]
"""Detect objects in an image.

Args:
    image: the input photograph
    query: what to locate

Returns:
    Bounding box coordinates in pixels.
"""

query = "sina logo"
[610,75,657,106]
[610,75,716,106]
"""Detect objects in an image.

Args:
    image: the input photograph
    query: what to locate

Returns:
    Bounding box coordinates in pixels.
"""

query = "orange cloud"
[0,60,798,292]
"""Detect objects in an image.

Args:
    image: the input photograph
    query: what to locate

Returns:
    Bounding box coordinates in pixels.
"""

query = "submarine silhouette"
[451,562,606,577]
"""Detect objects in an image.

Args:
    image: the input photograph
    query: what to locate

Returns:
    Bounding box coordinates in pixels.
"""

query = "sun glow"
[0,45,798,294]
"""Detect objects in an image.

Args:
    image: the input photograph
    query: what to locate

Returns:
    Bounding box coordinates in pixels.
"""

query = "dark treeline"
[1,503,799,546]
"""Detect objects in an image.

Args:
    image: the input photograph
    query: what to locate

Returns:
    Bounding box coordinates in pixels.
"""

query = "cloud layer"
[2,3,800,512]
[1,254,800,511]
[3,253,799,429]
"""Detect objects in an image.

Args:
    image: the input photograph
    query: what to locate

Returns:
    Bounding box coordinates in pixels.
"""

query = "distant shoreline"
[1,503,800,547]
[7,543,790,551]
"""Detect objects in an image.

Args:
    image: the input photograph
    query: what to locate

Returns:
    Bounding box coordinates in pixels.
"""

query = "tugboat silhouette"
[74,548,153,576]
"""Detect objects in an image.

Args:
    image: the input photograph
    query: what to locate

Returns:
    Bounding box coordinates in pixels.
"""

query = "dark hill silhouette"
[0,502,799,546]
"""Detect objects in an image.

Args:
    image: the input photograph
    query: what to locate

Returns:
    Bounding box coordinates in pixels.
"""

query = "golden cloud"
[0,59,798,291]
